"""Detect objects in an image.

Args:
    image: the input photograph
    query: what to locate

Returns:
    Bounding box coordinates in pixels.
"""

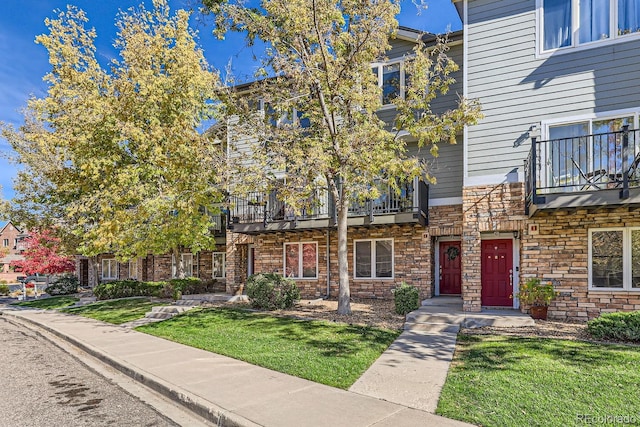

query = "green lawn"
[437,334,640,427]
[13,296,79,309]
[137,307,399,389]
[62,298,165,325]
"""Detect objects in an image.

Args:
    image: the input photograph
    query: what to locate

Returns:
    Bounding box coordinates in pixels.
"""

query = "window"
[172,253,193,278]
[541,0,640,52]
[546,114,638,189]
[284,242,318,279]
[2,239,8,247]
[372,60,405,106]
[354,239,394,279]
[212,252,226,278]
[102,259,118,280]
[589,228,640,290]
[129,259,139,280]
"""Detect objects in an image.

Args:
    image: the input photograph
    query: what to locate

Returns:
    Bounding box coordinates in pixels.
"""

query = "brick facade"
[461,182,527,312]
[522,207,640,321]
[225,204,464,300]
[96,249,226,285]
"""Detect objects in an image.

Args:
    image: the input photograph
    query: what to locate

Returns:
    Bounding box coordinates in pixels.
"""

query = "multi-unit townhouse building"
[455,0,640,320]
[86,1,640,321]
[223,27,465,305]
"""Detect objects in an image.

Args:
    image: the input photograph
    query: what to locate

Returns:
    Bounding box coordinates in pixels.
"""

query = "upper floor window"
[544,113,639,189]
[2,239,8,247]
[372,60,406,106]
[542,0,640,51]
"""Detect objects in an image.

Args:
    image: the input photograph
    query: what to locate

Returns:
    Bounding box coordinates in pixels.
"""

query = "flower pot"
[529,305,548,320]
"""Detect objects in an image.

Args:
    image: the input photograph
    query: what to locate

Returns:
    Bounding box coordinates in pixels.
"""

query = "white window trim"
[172,253,194,278]
[588,227,640,291]
[283,242,319,280]
[212,252,226,279]
[353,238,395,280]
[539,110,640,188]
[129,259,139,280]
[536,0,640,58]
[102,259,118,280]
[372,58,406,109]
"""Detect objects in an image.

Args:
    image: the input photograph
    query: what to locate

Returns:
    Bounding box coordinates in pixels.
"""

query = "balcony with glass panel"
[227,180,429,234]
[525,124,640,215]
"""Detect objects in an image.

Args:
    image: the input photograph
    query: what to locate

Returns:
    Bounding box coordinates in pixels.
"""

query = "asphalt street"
[0,316,179,427]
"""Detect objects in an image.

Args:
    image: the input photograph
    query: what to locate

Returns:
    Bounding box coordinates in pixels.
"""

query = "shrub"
[587,311,640,343]
[0,284,9,295]
[45,275,79,296]
[0,279,7,285]
[393,282,420,315]
[159,277,222,300]
[93,280,164,300]
[246,273,300,310]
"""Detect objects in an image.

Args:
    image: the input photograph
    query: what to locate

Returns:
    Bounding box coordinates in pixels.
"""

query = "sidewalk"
[350,297,534,412]
[1,307,473,427]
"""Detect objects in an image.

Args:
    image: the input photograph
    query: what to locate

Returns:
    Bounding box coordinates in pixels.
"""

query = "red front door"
[481,239,513,306]
[439,242,461,295]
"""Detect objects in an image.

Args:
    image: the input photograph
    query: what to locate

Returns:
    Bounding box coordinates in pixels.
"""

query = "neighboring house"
[0,222,29,274]
[452,0,640,320]
[223,28,466,301]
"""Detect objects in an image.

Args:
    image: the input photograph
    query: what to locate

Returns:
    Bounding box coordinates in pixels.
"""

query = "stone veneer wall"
[462,183,527,312]
[522,207,640,321]
[225,233,254,294]
[96,250,225,283]
[224,204,464,300]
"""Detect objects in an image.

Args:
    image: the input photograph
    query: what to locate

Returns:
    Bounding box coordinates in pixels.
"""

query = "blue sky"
[0,0,462,205]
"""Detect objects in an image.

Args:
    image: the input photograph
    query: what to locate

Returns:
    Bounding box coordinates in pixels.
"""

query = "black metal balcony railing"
[525,126,640,212]
[229,180,428,226]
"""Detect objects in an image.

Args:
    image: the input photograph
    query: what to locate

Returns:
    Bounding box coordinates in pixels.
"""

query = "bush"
[45,275,79,296]
[93,280,164,300]
[587,311,640,343]
[0,284,9,295]
[393,282,420,315]
[158,277,223,300]
[246,273,300,310]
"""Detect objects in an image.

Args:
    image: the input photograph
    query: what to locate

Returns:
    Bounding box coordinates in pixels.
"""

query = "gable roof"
[0,221,22,235]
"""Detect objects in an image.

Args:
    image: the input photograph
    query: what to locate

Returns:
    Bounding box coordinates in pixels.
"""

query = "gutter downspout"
[326,228,330,298]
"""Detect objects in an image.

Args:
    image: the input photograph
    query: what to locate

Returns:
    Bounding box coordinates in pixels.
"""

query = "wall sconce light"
[513,231,520,239]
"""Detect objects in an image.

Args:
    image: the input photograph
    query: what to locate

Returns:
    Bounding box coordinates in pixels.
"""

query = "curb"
[3,311,260,427]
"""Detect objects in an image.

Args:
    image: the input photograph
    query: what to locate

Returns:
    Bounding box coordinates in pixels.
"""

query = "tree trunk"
[88,256,99,288]
[336,201,351,315]
[172,247,185,279]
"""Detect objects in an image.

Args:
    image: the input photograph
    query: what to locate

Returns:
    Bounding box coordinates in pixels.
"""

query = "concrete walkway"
[1,306,474,427]
[350,297,534,412]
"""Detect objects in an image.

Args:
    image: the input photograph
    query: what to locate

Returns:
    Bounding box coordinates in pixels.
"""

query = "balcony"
[228,181,429,234]
[525,126,640,215]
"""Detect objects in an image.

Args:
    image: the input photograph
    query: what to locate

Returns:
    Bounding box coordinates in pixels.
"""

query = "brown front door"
[439,242,461,295]
[80,259,89,286]
[481,239,513,306]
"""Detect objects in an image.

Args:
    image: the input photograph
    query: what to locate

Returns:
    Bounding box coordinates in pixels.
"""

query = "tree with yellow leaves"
[210,0,482,314]
[3,0,223,282]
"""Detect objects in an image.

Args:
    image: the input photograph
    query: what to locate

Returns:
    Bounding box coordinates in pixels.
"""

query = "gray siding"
[408,137,463,199]
[466,0,640,178]
[377,43,465,126]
